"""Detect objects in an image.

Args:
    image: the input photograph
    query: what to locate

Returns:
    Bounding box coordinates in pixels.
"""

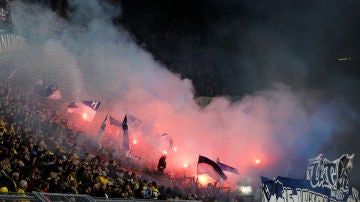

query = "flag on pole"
[82,100,102,111]
[96,114,108,142]
[67,101,79,113]
[100,114,108,130]
[127,114,143,128]
[109,115,123,127]
[122,115,128,128]
[197,155,227,181]
[161,133,174,151]
[44,84,62,100]
[67,100,101,122]
[122,115,130,153]
[81,100,101,122]
[35,83,62,100]
[216,158,240,175]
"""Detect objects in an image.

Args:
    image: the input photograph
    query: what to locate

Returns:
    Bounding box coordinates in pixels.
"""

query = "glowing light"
[238,185,253,195]
[173,147,177,152]
[198,174,209,186]
[162,150,167,155]
[133,139,137,144]
[255,159,261,165]
[183,163,188,168]
[337,57,351,61]
[82,113,88,120]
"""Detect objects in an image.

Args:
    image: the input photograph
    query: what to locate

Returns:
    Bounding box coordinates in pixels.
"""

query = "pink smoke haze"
[2,1,337,188]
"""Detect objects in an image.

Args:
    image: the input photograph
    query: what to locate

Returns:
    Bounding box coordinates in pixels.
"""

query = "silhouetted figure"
[157,155,167,173]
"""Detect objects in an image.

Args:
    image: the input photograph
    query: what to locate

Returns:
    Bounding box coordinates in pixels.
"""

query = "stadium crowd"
[0,81,241,201]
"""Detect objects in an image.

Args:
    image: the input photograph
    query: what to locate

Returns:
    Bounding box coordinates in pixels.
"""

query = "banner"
[261,154,359,202]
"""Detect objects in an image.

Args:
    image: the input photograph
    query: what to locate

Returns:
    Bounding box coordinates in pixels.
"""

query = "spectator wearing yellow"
[97,171,108,185]
[17,180,29,202]
[0,186,8,193]
[17,180,27,194]
[151,182,160,199]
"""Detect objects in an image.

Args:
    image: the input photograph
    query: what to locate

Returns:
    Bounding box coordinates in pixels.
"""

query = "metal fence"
[0,192,201,202]
[0,192,42,201]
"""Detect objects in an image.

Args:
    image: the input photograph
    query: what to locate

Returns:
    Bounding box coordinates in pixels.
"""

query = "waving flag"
[216,158,239,175]
[82,100,101,111]
[197,155,227,181]
[67,100,101,122]
[96,114,108,142]
[109,115,123,127]
[161,133,174,151]
[81,100,101,122]
[45,84,62,100]
[122,115,130,153]
[100,114,108,130]
[67,101,79,113]
[127,114,143,128]
[35,83,62,100]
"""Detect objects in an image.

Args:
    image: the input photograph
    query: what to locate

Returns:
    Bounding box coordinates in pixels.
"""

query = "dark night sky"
[119,0,360,97]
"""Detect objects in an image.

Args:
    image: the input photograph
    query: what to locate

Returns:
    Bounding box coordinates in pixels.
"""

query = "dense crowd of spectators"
[0,81,191,200]
[0,81,243,201]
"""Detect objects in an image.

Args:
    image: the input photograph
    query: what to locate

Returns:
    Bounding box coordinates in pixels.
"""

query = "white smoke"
[0,0,353,188]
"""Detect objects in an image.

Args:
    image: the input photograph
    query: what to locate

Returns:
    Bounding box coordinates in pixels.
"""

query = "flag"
[35,83,62,100]
[45,84,62,100]
[100,114,108,131]
[67,101,78,113]
[109,115,123,127]
[216,158,240,175]
[197,155,227,181]
[261,176,275,201]
[82,100,101,111]
[96,114,108,141]
[122,115,130,153]
[122,115,128,130]
[161,133,174,151]
[67,100,101,122]
[127,114,143,128]
[81,100,101,122]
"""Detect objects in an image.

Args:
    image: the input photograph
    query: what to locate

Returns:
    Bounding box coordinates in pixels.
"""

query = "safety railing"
[0,192,202,202]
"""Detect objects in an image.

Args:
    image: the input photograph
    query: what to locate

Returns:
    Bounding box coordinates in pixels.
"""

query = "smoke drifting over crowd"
[1,0,359,189]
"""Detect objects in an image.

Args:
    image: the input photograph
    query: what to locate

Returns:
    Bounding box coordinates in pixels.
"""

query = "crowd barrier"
[0,192,201,202]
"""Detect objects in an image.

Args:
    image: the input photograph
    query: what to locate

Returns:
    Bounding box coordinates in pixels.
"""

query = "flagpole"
[286,160,291,177]
[196,155,199,189]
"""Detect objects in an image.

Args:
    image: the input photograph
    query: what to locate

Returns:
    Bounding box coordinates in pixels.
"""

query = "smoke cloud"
[1,0,358,189]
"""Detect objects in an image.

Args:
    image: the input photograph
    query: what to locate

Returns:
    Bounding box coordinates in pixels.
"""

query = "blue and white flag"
[45,84,62,100]
[198,155,227,181]
[35,83,62,100]
[82,100,101,111]
[96,114,108,142]
[67,101,79,113]
[261,175,359,202]
[67,100,101,122]
[262,154,359,202]
[261,176,275,201]
[216,158,239,175]
[81,100,101,122]
[127,114,143,128]
[109,115,123,128]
